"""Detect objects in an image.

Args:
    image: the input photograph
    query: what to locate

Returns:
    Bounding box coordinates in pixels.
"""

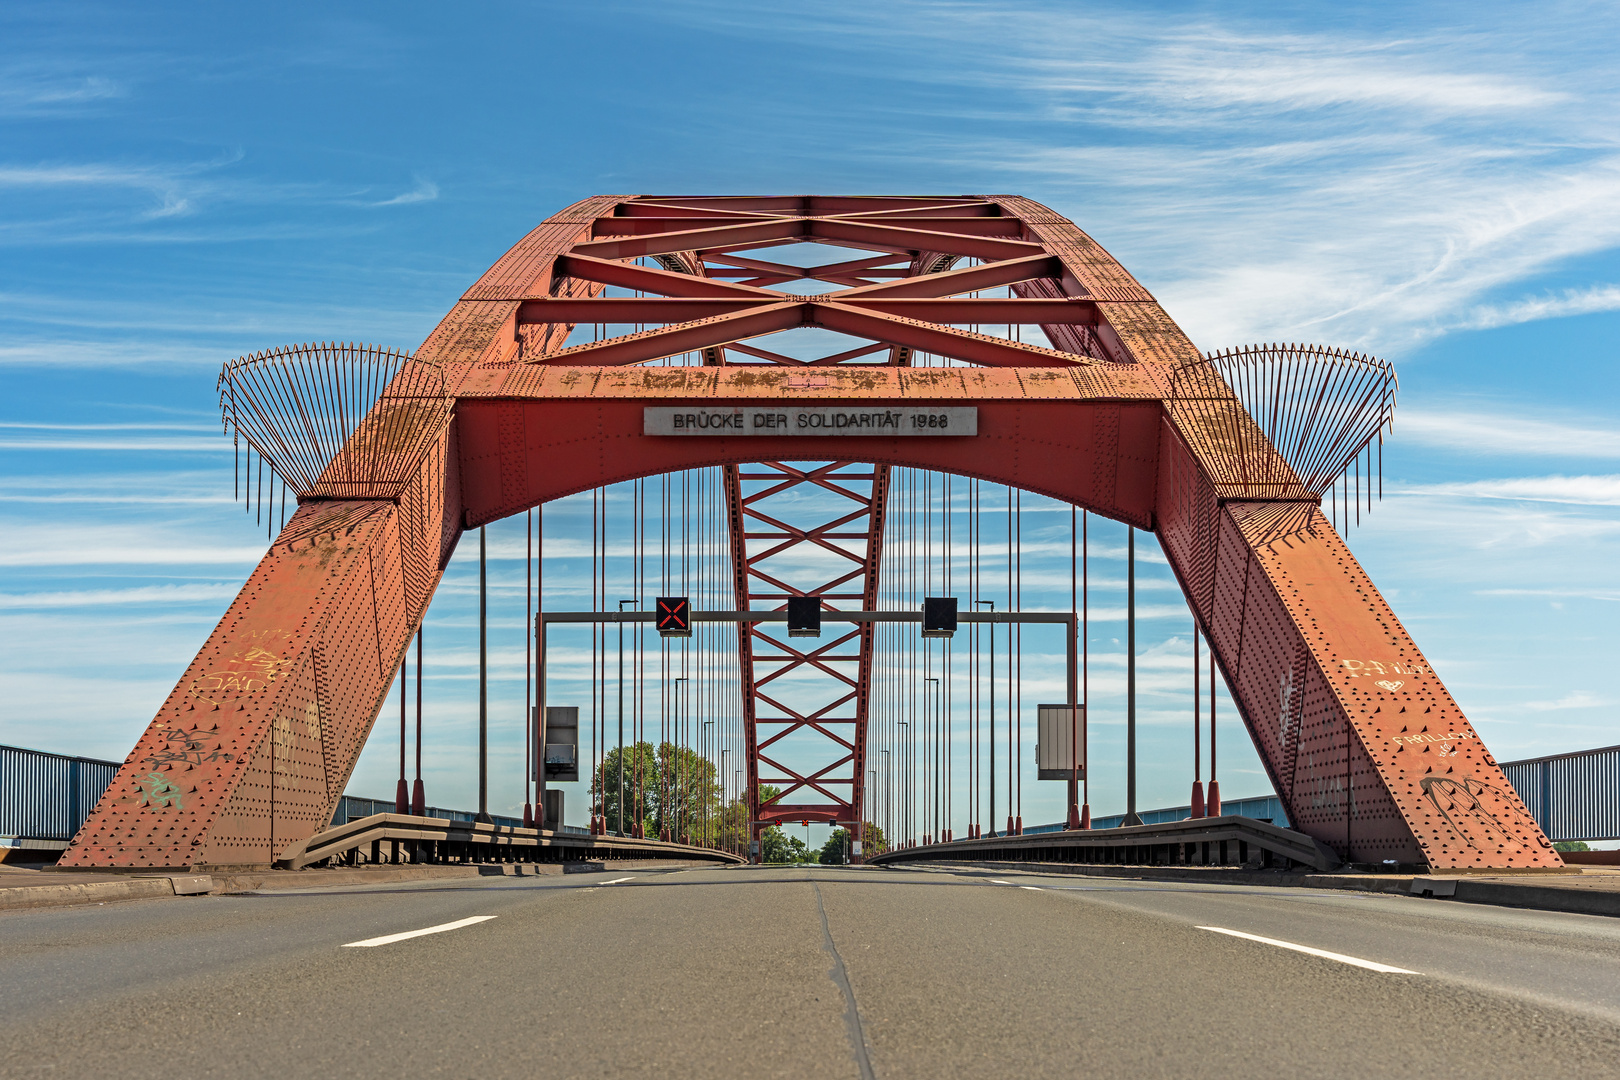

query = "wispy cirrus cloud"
[698,2,1620,351]
[1454,284,1620,331]
[1406,475,1620,506]
[1523,690,1611,712]
[0,71,126,116]
[365,176,438,207]
[0,521,263,567]
[0,583,238,609]
[0,160,228,219]
[1398,410,1620,459]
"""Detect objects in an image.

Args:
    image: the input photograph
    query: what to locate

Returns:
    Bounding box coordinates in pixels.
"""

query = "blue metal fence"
[1501,745,1620,842]
[1088,794,1289,832]
[1,744,121,842]
[1006,794,1289,838]
[11,739,1614,845]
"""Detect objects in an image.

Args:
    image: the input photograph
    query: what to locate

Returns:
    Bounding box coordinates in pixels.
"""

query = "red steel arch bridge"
[60,194,1559,874]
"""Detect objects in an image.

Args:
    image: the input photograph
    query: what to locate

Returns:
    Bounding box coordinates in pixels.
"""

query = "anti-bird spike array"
[1175,343,1397,537]
[218,343,451,515]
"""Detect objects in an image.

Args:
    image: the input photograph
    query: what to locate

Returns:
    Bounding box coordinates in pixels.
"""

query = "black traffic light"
[787,595,821,638]
[923,597,957,638]
[656,596,692,637]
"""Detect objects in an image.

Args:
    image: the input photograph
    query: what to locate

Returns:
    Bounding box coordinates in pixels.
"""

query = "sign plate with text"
[644,406,977,436]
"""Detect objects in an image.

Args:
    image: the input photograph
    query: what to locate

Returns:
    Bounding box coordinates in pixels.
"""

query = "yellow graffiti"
[1340,659,1430,679]
[189,633,295,706]
[1389,732,1468,747]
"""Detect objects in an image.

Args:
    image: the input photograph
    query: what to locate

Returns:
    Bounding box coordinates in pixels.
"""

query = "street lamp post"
[721,748,731,853]
[671,675,688,842]
[898,720,910,846]
[975,599,995,837]
[617,599,636,837]
[925,676,939,843]
[703,719,713,847]
[880,748,890,846]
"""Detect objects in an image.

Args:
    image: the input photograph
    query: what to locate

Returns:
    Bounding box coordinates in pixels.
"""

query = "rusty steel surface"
[63,195,1558,871]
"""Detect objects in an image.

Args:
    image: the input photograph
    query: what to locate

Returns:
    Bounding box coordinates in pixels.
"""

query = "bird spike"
[218,342,451,504]
[1173,343,1397,540]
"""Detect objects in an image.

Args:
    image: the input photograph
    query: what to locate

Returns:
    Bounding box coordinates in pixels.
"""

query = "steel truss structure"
[63,194,1560,872]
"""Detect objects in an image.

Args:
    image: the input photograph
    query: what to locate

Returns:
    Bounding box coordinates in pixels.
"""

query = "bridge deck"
[4,865,1618,1077]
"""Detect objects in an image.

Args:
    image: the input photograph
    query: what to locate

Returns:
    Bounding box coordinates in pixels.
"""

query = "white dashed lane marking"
[342,915,498,948]
[1197,926,1419,974]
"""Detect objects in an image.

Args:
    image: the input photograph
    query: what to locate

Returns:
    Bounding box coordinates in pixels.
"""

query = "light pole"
[671,675,688,842]
[975,599,994,836]
[925,676,939,843]
[617,599,636,837]
[898,720,910,845]
[880,748,890,846]
[703,719,713,847]
[1125,528,1142,827]
[869,768,878,853]
[476,527,492,824]
[721,748,732,853]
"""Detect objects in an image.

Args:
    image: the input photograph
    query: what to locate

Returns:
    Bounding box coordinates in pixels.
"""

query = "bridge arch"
[62,194,1558,873]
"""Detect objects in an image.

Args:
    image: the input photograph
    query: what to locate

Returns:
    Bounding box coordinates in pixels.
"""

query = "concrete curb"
[0,874,212,912]
[901,860,1620,919]
[1,859,715,910]
[214,858,713,894]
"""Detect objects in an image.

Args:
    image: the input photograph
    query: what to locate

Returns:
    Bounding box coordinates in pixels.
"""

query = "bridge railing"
[1501,745,1620,843]
[1,745,120,843]
[331,795,590,836]
[1004,794,1289,835]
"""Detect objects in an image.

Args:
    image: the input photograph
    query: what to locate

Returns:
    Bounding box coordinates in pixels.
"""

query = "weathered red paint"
[62,195,1558,871]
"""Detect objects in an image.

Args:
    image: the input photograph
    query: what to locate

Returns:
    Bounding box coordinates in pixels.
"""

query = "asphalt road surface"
[3,864,1620,1078]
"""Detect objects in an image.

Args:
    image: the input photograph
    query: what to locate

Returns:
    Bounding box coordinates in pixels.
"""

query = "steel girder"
[62,195,1559,871]
[725,460,889,835]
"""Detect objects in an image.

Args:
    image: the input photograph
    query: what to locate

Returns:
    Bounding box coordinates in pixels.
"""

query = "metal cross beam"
[534,609,1078,838]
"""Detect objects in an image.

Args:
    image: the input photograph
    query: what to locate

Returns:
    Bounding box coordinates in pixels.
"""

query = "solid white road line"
[1197,926,1419,974]
[1020,886,1043,891]
[599,877,636,885]
[342,915,498,948]
[990,879,1011,885]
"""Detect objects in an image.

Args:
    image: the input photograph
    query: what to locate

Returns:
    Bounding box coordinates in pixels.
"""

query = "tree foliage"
[591,740,725,841]
[818,822,886,863]
[761,826,815,864]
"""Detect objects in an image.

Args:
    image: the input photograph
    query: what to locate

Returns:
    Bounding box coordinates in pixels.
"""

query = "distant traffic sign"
[656,596,692,637]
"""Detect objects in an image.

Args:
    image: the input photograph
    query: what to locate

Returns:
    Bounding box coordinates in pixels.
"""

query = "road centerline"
[1197,926,1419,974]
[342,915,498,948]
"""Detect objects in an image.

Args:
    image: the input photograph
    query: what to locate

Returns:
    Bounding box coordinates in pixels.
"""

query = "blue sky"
[3,2,1618,833]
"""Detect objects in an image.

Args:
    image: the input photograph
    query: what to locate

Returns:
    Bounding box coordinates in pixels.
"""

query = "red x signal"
[656,596,692,637]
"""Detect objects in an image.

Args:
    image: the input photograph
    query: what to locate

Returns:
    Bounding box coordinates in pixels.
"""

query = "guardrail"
[1,745,120,842]
[869,815,1340,872]
[278,812,746,870]
[1501,745,1620,843]
[1008,794,1290,836]
[330,795,590,835]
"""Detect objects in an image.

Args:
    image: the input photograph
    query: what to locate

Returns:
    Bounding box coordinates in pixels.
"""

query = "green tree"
[818,822,886,863]
[818,828,851,864]
[1555,840,1590,852]
[591,740,722,840]
[760,826,814,863]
